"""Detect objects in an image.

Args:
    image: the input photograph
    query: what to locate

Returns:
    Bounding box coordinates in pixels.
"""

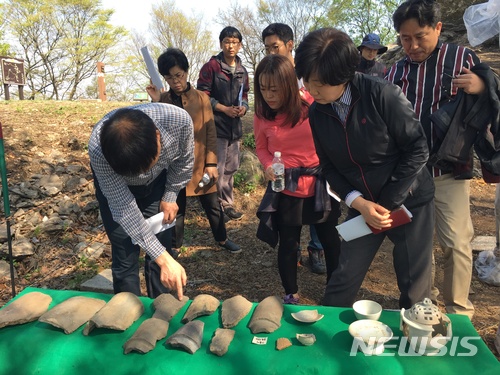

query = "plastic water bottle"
[198,173,211,188]
[271,151,285,192]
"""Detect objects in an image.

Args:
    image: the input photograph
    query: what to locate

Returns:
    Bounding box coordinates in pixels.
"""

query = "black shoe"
[223,213,231,223]
[219,239,242,253]
[224,207,243,221]
[308,247,326,274]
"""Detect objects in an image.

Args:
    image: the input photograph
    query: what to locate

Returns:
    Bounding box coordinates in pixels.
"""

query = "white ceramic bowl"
[348,319,393,355]
[291,309,324,323]
[353,300,382,321]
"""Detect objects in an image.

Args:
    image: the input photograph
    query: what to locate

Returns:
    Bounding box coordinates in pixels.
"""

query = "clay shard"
[0,292,52,329]
[276,337,292,351]
[248,295,283,334]
[209,328,236,356]
[152,293,189,322]
[221,295,253,328]
[39,296,106,334]
[123,318,169,354]
[166,320,204,354]
[182,294,220,323]
[82,292,144,335]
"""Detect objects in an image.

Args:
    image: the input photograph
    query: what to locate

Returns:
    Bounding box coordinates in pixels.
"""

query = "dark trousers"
[275,193,341,296]
[93,170,171,298]
[172,189,226,248]
[323,200,434,309]
[278,221,341,295]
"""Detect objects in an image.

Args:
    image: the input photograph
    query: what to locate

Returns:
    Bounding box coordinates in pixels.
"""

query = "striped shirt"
[89,103,194,259]
[330,83,362,207]
[386,41,480,177]
[331,83,352,123]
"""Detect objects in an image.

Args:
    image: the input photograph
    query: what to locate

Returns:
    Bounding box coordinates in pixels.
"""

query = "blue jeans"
[93,170,171,298]
[308,225,323,250]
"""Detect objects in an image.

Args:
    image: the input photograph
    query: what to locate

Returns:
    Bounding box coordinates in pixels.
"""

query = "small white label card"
[252,336,268,345]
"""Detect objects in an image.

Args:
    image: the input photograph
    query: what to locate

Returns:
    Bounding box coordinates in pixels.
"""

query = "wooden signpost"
[1,57,25,100]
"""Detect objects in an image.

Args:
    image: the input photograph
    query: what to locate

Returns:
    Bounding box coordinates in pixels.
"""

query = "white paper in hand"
[336,215,372,241]
[140,46,164,91]
[146,212,176,234]
[132,212,175,245]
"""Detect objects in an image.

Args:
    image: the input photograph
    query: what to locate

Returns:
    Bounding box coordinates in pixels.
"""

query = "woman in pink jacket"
[254,54,341,304]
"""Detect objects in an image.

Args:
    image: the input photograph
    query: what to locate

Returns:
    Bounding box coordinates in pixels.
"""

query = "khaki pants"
[216,138,240,209]
[495,184,500,247]
[431,174,474,318]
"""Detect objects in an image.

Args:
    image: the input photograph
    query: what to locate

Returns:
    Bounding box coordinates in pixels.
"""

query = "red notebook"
[368,206,413,234]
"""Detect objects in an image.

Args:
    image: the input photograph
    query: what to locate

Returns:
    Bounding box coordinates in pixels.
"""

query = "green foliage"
[242,133,256,150]
[258,0,331,46]
[322,0,398,46]
[0,7,11,55]
[2,0,127,100]
[234,170,258,194]
[67,255,99,289]
[149,0,216,84]
[32,226,42,237]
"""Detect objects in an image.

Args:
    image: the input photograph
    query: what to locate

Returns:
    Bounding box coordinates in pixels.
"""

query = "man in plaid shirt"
[89,103,194,299]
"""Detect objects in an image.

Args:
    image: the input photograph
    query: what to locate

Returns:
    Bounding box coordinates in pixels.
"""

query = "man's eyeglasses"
[222,40,240,47]
[265,44,284,54]
[164,71,185,83]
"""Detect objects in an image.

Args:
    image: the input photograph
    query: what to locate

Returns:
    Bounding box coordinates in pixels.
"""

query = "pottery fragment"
[83,292,144,335]
[0,292,52,329]
[182,294,220,323]
[166,320,204,354]
[209,328,236,356]
[248,295,283,334]
[123,318,169,354]
[39,296,106,334]
[221,295,252,328]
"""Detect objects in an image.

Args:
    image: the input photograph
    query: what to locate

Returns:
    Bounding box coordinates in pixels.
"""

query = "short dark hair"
[295,28,359,86]
[261,23,294,44]
[393,0,441,33]
[100,108,158,177]
[157,48,189,76]
[219,26,242,42]
[254,54,307,127]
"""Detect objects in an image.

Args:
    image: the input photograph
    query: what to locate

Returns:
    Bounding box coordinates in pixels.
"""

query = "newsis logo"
[350,336,481,356]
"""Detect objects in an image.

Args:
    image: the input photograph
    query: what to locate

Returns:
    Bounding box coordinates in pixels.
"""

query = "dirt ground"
[0,96,499,361]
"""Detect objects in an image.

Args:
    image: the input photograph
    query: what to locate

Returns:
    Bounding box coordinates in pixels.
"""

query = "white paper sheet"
[336,215,372,242]
[336,204,413,241]
[145,212,176,234]
[132,212,175,245]
[140,46,165,91]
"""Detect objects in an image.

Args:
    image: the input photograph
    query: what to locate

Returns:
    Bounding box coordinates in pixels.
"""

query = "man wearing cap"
[356,33,388,78]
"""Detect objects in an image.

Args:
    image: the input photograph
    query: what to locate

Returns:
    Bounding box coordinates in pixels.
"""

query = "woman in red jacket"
[254,54,341,304]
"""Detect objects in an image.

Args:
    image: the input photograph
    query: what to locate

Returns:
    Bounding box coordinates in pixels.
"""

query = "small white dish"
[348,319,393,355]
[291,309,324,323]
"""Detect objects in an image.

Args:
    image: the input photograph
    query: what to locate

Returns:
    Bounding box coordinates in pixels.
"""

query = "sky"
[100,0,222,38]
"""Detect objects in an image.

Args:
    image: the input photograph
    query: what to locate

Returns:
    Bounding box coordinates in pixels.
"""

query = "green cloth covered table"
[0,288,498,375]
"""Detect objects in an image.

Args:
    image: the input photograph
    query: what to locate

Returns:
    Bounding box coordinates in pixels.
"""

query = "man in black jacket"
[197,26,250,222]
[295,28,435,309]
